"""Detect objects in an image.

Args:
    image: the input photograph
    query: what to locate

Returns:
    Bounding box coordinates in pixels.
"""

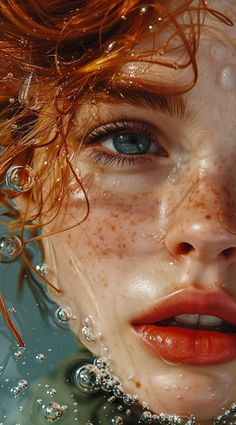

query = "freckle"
[205,214,212,219]
[104,282,108,287]
[135,381,141,388]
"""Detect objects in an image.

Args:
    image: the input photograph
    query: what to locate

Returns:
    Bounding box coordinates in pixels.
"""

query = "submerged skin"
[38,1,236,422]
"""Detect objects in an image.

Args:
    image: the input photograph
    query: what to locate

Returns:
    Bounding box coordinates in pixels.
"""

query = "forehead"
[118,0,236,92]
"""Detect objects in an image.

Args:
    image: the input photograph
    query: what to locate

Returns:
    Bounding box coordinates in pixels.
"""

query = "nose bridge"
[165,172,236,261]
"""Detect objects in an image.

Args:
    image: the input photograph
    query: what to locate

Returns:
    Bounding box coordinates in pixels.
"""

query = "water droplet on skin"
[0,234,22,262]
[211,44,226,61]
[73,364,101,393]
[219,65,235,90]
[42,402,66,422]
[5,165,35,192]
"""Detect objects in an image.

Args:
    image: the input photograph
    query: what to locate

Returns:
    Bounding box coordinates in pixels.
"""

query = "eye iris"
[113,133,150,155]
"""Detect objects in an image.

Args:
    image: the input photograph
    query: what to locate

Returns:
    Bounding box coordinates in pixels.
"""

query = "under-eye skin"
[82,119,169,169]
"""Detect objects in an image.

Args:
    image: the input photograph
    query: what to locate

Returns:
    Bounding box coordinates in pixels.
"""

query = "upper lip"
[132,289,236,326]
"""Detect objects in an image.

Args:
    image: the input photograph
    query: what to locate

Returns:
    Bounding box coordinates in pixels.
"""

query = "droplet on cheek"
[219,65,235,90]
[211,44,227,62]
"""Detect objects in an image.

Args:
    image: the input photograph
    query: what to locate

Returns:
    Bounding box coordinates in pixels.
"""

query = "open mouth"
[132,289,236,366]
[157,313,236,333]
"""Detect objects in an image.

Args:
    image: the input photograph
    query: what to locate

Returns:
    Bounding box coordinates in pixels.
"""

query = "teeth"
[198,315,222,327]
[175,314,199,325]
[175,314,223,327]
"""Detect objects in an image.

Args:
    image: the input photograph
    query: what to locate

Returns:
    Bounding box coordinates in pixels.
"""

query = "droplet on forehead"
[211,44,227,62]
[219,65,235,90]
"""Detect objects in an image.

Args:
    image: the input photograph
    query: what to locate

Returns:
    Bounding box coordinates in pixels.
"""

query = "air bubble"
[10,379,28,398]
[81,315,100,342]
[47,387,57,397]
[112,416,123,424]
[5,165,35,192]
[0,234,22,262]
[73,364,101,393]
[140,411,152,423]
[54,307,72,328]
[36,353,45,362]
[42,402,67,422]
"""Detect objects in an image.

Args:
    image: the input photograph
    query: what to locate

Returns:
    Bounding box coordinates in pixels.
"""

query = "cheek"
[63,188,161,258]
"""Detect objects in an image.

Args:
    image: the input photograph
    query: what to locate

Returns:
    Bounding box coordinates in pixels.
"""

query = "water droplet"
[10,379,28,398]
[123,393,134,405]
[113,385,124,398]
[112,416,123,424]
[105,41,116,54]
[9,97,15,103]
[36,263,48,276]
[93,356,110,370]
[18,73,33,105]
[219,65,235,91]
[140,6,148,15]
[42,402,66,422]
[47,387,57,397]
[211,44,226,62]
[73,364,101,393]
[36,353,45,362]
[5,165,35,192]
[54,307,72,328]
[0,234,22,262]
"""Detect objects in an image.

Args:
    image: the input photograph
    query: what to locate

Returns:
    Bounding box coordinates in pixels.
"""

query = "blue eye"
[84,120,169,168]
[112,133,150,155]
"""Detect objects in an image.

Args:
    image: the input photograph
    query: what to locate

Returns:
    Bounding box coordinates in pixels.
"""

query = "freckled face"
[43,2,236,421]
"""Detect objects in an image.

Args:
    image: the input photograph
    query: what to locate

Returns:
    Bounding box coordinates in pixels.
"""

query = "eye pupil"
[113,132,150,155]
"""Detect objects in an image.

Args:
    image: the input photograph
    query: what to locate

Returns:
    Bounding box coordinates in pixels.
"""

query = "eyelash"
[83,119,169,168]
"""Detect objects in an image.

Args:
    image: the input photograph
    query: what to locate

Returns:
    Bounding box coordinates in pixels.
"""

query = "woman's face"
[42,1,236,421]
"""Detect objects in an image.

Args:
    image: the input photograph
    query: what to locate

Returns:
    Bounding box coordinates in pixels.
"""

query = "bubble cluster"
[81,315,100,342]
[0,234,22,262]
[10,379,28,398]
[42,402,67,423]
[5,165,35,192]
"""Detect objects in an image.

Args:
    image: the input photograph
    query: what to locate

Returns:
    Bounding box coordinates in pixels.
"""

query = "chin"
[108,344,236,423]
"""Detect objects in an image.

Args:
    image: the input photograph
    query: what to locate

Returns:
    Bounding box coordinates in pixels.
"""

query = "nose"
[165,187,236,263]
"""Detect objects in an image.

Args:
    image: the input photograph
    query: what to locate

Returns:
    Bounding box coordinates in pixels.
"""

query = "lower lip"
[134,325,236,366]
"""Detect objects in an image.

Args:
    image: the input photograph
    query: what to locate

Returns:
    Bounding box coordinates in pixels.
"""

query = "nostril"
[221,247,236,259]
[176,242,194,256]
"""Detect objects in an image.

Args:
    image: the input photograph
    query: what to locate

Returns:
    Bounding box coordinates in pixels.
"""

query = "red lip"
[132,289,236,366]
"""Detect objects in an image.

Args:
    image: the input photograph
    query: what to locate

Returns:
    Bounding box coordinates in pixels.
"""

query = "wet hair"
[0,0,232,344]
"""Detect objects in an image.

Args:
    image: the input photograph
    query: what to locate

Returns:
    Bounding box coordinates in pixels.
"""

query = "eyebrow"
[93,86,192,122]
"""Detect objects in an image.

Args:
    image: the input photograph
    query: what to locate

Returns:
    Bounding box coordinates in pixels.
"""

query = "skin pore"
[32,1,236,423]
